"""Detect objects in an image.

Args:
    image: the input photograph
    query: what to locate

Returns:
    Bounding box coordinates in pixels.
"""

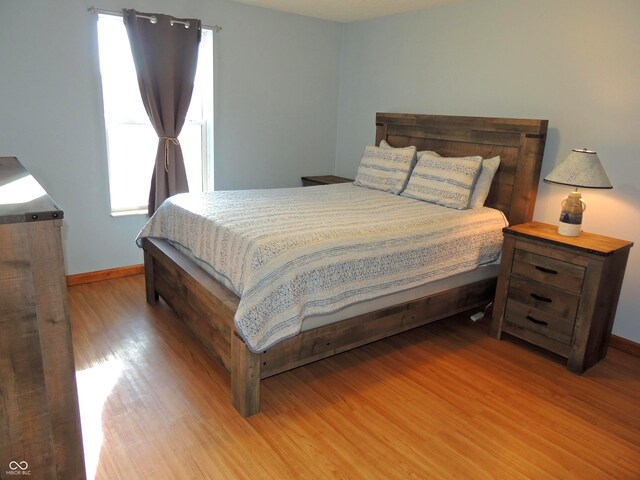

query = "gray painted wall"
[336,0,640,341]
[0,0,342,274]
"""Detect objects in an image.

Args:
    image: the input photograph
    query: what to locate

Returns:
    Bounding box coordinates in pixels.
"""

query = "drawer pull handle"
[530,293,552,303]
[527,315,548,326]
[535,265,558,275]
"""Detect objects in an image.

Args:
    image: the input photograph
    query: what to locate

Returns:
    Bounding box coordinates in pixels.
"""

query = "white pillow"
[354,145,417,194]
[401,152,482,209]
[469,156,500,208]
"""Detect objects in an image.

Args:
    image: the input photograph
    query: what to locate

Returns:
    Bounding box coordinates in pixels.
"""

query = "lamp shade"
[544,148,612,189]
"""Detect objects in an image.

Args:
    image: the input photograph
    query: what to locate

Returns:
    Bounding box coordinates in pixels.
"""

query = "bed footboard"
[143,238,264,415]
[142,237,496,417]
[141,238,238,370]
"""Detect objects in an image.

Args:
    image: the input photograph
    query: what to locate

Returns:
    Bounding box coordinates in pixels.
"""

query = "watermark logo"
[6,460,31,476]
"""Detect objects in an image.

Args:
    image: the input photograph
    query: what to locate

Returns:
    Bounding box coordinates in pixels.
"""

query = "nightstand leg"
[567,356,585,374]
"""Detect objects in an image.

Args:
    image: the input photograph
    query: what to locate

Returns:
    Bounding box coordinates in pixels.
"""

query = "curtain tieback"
[160,137,180,172]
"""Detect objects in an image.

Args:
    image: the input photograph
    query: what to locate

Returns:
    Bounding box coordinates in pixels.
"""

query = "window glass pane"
[106,123,156,212]
[97,15,148,123]
[186,29,213,121]
[180,122,204,193]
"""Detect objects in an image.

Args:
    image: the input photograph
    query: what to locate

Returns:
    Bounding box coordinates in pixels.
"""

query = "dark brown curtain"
[123,9,201,214]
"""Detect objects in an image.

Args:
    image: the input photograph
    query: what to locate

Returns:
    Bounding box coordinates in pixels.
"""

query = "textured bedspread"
[136,183,507,352]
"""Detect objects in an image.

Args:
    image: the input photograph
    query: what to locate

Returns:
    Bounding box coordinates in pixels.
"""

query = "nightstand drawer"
[507,276,580,319]
[504,300,575,345]
[512,248,585,294]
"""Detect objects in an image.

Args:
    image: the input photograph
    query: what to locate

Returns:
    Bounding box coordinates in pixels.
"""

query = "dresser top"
[505,221,633,256]
[0,157,63,225]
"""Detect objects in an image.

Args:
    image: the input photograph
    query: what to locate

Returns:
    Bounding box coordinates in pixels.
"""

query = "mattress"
[137,183,507,352]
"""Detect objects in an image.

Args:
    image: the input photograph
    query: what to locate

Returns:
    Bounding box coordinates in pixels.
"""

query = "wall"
[0,0,341,274]
[335,0,640,341]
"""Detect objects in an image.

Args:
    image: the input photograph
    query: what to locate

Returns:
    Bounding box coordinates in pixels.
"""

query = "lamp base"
[558,221,581,236]
[557,191,585,236]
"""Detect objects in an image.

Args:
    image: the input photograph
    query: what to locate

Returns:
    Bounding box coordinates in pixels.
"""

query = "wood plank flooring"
[68,275,640,479]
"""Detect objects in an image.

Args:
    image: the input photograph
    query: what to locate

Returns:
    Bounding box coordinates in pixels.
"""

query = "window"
[96,13,214,215]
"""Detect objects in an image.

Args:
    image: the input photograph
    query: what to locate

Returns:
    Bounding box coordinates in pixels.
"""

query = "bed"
[140,113,548,416]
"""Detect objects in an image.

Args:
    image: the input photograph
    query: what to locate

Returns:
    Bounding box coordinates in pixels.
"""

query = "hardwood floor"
[68,275,640,479]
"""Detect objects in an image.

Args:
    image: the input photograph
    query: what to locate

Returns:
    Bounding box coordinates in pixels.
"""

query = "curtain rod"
[87,6,222,32]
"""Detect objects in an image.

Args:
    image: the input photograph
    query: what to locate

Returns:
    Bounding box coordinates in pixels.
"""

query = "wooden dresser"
[0,157,85,479]
[490,221,633,373]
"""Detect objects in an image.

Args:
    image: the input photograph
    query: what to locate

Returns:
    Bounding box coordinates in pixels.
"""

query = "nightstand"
[490,221,633,373]
[301,175,353,186]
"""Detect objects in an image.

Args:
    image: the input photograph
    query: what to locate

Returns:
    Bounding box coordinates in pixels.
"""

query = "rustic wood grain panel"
[29,220,85,479]
[502,320,573,357]
[572,247,630,372]
[504,300,575,345]
[155,271,232,370]
[511,249,585,294]
[0,224,57,479]
[0,221,85,479]
[489,234,516,339]
[231,332,261,417]
[507,275,580,319]
[260,278,496,378]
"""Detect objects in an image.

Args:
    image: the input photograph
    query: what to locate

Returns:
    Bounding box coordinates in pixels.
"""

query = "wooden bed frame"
[141,113,548,416]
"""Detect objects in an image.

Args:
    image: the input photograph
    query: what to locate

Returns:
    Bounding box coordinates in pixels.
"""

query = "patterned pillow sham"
[401,151,482,209]
[469,156,500,208]
[354,145,417,194]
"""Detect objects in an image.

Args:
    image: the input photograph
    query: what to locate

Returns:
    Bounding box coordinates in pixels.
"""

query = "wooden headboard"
[375,113,548,226]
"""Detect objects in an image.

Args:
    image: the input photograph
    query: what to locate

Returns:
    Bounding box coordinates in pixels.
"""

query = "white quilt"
[136,183,507,352]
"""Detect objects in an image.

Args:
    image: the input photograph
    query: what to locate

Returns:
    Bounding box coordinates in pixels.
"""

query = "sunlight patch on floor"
[76,358,123,480]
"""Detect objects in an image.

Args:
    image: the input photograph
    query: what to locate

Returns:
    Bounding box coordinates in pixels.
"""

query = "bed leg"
[143,250,159,305]
[231,332,261,417]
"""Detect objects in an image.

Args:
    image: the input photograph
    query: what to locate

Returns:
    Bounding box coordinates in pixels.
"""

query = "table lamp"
[544,148,612,236]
